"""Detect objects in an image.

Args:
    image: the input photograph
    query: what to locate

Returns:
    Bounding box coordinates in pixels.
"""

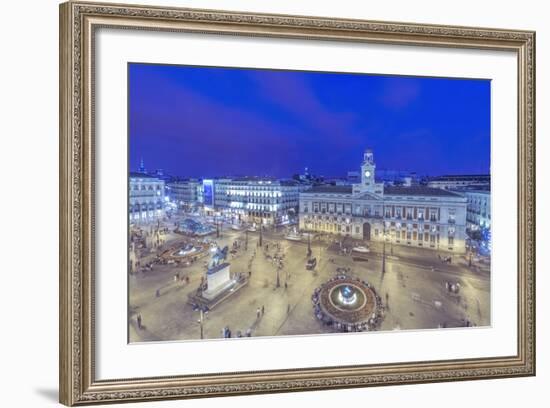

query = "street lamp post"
[306,220,312,258]
[192,305,208,340]
[245,229,248,250]
[382,240,386,274]
[382,224,387,274]
[259,221,263,247]
[199,309,204,339]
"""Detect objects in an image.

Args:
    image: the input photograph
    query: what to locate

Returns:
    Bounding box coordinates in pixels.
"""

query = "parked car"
[352,246,370,254]
[284,233,302,242]
[306,257,317,270]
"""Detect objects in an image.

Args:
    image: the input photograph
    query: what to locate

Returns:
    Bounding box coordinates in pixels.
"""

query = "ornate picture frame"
[59,1,535,405]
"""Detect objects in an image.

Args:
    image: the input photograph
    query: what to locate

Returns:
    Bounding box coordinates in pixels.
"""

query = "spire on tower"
[364,149,374,165]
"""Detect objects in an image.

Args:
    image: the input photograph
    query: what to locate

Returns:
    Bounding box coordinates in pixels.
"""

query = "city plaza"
[128,149,491,342]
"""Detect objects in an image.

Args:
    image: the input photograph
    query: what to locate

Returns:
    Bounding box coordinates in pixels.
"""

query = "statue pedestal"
[189,262,249,310]
[203,263,231,299]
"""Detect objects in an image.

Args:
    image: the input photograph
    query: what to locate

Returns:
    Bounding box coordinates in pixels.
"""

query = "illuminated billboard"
[203,179,214,207]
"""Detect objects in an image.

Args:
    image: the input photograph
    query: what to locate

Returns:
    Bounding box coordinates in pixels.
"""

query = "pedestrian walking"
[284,281,288,290]
[137,313,142,330]
[256,307,261,319]
[287,304,291,314]
[156,288,160,297]
[261,305,265,316]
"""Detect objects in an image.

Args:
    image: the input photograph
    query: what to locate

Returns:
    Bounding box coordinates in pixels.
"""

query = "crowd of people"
[221,326,253,338]
[445,281,461,294]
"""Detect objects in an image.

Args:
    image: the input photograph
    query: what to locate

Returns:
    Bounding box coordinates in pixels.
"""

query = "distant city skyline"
[133,157,488,181]
[129,63,491,178]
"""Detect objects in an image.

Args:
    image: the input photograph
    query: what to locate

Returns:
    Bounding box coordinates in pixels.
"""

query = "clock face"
[364,170,371,178]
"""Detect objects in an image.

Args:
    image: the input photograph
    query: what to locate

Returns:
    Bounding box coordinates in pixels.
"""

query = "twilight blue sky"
[128,63,490,178]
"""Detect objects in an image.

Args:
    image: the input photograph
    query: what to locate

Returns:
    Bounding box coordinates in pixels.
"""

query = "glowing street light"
[382,222,389,274]
[192,304,209,340]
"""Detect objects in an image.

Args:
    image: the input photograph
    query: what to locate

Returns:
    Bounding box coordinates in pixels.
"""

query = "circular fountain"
[312,276,383,332]
[159,240,209,265]
[173,243,200,257]
[331,284,365,310]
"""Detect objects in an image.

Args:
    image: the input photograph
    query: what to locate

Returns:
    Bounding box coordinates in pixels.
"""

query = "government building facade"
[299,150,468,253]
[129,172,166,223]
[203,177,308,226]
[167,179,201,208]
[463,188,491,231]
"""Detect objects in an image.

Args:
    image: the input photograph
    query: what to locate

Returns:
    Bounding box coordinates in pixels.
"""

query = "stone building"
[129,172,165,223]
[206,177,308,226]
[299,149,468,253]
[167,179,200,208]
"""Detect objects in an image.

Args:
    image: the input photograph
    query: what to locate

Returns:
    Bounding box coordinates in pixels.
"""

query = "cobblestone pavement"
[129,215,491,343]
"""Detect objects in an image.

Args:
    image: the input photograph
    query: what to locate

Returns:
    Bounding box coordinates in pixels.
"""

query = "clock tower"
[361,149,376,190]
[353,148,384,196]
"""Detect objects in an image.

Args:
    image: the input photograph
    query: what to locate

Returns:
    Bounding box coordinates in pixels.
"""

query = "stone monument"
[203,262,232,298]
[189,253,248,309]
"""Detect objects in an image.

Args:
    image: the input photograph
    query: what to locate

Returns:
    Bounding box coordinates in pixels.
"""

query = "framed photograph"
[59,1,536,405]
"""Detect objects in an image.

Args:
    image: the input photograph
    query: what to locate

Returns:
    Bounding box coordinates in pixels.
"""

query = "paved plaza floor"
[129,215,491,343]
